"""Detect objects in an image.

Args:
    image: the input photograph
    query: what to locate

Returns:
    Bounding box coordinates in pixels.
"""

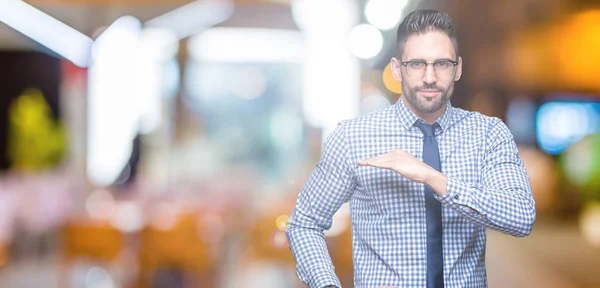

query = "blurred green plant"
[7,88,66,171]
[560,133,600,202]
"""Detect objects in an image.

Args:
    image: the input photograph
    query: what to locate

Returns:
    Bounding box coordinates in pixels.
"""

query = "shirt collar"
[394,95,454,132]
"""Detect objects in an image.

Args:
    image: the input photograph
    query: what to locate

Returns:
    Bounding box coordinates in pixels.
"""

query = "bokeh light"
[365,0,408,30]
[270,230,288,248]
[149,202,180,231]
[555,10,600,92]
[579,202,600,248]
[275,215,289,231]
[360,87,391,115]
[109,201,144,233]
[536,101,600,155]
[347,24,383,59]
[382,63,402,94]
[518,145,558,213]
[561,133,600,198]
[85,189,115,220]
[85,266,115,288]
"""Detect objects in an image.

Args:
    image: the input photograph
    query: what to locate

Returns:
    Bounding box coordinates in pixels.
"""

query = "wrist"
[424,168,440,184]
[425,170,448,195]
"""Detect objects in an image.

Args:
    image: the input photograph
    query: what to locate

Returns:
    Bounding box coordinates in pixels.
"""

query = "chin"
[417,108,440,114]
[417,100,440,109]
[417,103,444,114]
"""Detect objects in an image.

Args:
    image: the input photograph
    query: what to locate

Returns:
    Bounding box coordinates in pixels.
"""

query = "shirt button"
[454,195,459,200]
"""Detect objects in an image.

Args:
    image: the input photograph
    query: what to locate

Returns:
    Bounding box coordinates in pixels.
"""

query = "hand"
[356,149,435,184]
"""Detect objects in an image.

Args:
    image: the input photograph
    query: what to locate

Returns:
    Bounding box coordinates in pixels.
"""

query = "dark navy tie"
[415,121,444,288]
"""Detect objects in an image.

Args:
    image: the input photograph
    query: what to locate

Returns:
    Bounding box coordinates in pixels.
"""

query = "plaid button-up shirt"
[287,97,536,287]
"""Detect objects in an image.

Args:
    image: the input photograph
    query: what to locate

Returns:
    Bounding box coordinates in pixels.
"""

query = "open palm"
[356,149,434,183]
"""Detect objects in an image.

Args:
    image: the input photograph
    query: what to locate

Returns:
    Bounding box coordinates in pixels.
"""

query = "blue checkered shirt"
[286,97,536,287]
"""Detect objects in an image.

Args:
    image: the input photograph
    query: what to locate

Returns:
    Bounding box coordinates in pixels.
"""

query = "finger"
[357,151,396,166]
[357,158,395,170]
[357,158,387,166]
[357,153,391,165]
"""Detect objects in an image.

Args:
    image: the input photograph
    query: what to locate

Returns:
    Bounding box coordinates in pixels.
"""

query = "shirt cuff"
[436,176,480,213]
[310,266,341,288]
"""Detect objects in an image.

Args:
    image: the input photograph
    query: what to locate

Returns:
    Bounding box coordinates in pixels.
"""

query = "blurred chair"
[242,203,297,263]
[234,207,301,288]
[0,242,7,268]
[60,220,125,287]
[247,216,294,263]
[137,213,215,288]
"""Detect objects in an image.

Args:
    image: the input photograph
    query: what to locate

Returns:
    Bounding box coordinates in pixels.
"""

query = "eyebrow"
[404,58,455,62]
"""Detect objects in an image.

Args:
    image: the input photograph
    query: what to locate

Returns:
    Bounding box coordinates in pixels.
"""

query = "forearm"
[426,171,535,237]
[286,219,341,288]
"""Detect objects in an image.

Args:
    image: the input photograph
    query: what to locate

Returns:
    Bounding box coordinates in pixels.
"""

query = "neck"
[401,96,447,124]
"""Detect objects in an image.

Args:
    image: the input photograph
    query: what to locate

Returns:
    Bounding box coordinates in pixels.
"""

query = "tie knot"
[415,121,436,137]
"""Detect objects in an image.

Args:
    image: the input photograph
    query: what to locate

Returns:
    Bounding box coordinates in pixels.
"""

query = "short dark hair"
[396,9,459,59]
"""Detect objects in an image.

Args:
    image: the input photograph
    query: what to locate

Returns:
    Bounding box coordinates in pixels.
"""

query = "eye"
[408,61,425,69]
[434,61,452,69]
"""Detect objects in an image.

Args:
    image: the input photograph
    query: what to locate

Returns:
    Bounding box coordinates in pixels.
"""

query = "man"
[286,9,536,288]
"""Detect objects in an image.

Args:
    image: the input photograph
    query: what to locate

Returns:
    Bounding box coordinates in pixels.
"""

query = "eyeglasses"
[401,59,459,78]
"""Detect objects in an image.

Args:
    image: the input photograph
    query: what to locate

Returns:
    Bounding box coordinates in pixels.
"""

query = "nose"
[422,64,437,84]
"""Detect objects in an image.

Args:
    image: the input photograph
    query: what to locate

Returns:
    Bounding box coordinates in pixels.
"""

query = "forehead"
[402,30,455,61]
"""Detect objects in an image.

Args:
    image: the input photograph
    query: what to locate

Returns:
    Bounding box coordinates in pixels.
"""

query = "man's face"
[391,30,462,115]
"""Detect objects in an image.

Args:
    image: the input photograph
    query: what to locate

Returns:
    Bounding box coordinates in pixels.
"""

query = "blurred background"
[0,0,599,287]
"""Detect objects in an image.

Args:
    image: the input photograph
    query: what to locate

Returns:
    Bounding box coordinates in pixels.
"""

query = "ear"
[455,56,463,81]
[391,57,402,84]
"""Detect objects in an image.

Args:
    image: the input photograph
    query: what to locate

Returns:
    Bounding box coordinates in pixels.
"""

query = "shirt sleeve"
[286,122,356,288]
[435,119,536,237]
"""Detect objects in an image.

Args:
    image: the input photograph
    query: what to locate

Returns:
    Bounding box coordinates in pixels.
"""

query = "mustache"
[415,83,445,93]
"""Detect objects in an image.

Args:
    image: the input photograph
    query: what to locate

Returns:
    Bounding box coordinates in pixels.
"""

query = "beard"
[402,81,452,114]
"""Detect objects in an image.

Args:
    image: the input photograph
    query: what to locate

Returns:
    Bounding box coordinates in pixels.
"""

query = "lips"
[418,90,441,97]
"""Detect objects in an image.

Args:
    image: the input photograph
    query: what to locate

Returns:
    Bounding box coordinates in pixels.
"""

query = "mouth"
[417,89,441,98]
